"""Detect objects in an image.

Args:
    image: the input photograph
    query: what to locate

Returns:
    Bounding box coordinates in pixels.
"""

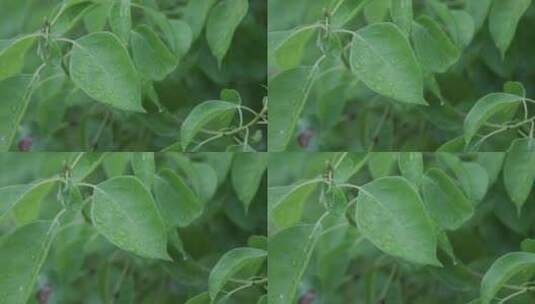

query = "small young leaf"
[131,152,155,188]
[481,252,535,304]
[489,0,532,58]
[231,153,267,212]
[330,0,372,28]
[69,32,143,112]
[356,176,440,266]
[273,26,317,70]
[411,16,460,73]
[131,25,177,81]
[0,35,36,81]
[0,221,59,304]
[269,67,314,151]
[180,100,237,150]
[422,168,474,230]
[109,0,132,43]
[205,0,248,65]
[70,152,106,182]
[268,224,320,304]
[503,139,535,213]
[91,176,169,260]
[220,89,242,104]
[168,19,193,59]
[0,75,32,151]
[333,153,368,183]
[208,247,267,299]
[464,93,522,144]
[398,152,424,185]
[153,168,202,228]
[350,22,426,105]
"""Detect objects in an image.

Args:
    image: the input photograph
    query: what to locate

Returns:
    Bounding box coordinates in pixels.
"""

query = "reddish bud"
[18,136,32,152]
[36,286,52,304]
[298,289,316,304]
[297,129,314,148]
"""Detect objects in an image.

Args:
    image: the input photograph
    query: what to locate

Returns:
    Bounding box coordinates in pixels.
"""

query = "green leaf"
[464,93,522,144]
[0,179,55,222]
[205,0,248,65]
[109,0,132,43]
[83,2,112,32]
[269,182,317,230]
[220,88,242,104]
[489,0,532,58]
[168,19,193,59]
[185,292,211,304]
[208,247,267,299]
[268,224,320,304]
[153,168,202,228]
[11,179,56,225]
[521,239,535,253]
[350,22,426,105]
[51,2,94,35]
[398,152,424,185]
[183,0,218,39]
[273,26,317,70]
[466,0,492,31]
[317,84,349,129]
[333,153,368,183]
[503,139,535,213]
[69,32,143,112]
[476,152,505,185]
[439,154,489,202]
[364,0,391,24]
[70,152,106,182]
[450,10,475,48]
[131,25,177,81]
[231,153,267,212]
[269,67,314,151]
[356,176,440,266]
[411,16,460,73]
[0,35,36,81]
[481,252,535,304]
[102,153,131,178]
[421,168,474,230]
[0,75,32,151]
[91,176,169,260]
[368,152,398,179]
[331,0,372,28]
[191,162,219,203]
[390,0,413,35]
[180,100,237,150]
[131,152,155,188]
[0,221,59,304]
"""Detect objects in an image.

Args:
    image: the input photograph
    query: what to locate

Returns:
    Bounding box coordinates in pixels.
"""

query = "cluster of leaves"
[268,151,535,303]
[268,0,535,152]
[0,152,267,303]
[0,0,267,152]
